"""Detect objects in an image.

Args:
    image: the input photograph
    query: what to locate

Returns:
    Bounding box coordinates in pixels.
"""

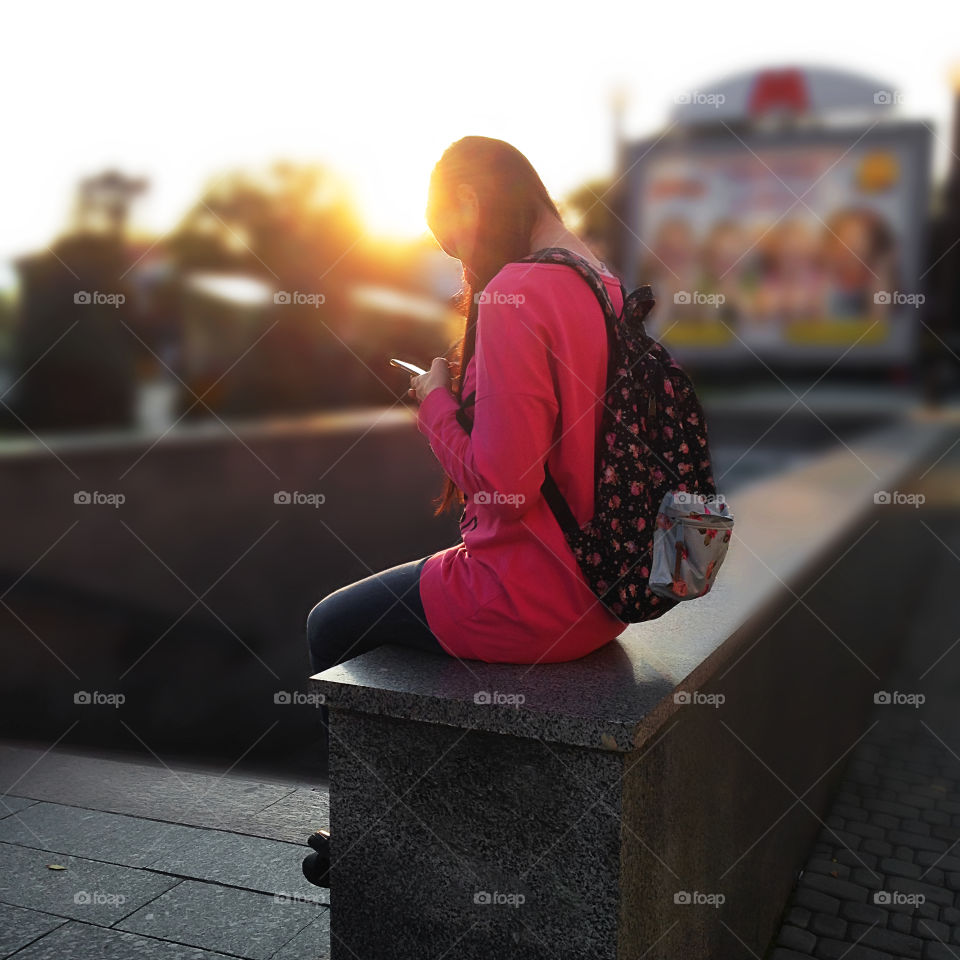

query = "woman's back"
[415,259,629,664]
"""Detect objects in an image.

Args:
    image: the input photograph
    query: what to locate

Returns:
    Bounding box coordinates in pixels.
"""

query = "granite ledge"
[310,413,950,752]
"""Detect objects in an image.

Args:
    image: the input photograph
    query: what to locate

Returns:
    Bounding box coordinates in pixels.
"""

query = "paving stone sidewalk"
[0,747,330,959]
[768,456,960,960]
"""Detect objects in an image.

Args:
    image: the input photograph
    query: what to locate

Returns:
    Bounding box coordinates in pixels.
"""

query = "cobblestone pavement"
[768,450,960,960]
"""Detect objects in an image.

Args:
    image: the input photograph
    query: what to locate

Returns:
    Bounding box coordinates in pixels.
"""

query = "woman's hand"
[409,357,452,402]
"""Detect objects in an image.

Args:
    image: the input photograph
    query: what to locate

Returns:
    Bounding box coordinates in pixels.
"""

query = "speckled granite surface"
[327,709,623,959]
[311,416,949,753]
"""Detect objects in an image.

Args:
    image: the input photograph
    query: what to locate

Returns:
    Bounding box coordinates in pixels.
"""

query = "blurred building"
[7,172,148,431]
[2,169,466,434]
[918,68,960,403]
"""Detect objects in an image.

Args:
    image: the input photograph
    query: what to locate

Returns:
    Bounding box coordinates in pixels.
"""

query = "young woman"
[302,135,629,885]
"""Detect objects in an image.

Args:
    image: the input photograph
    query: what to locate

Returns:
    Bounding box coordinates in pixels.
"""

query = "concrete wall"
[0,408,459,756]
[620,502,926,957]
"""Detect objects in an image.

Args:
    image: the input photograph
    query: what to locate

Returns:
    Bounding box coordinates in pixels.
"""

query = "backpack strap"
[457,384,581,536]
[455,389,476,433]
[541,462,581,535]
[511,247,626,537]
[515,247,625,327]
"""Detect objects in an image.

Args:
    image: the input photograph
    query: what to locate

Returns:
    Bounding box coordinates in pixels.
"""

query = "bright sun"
[346,149,441,241]
[355,178,432,241]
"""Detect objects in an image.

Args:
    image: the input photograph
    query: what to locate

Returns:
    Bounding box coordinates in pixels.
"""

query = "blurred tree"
[168,162,364,279]
[562,175,619,268]
[166,162,374,415]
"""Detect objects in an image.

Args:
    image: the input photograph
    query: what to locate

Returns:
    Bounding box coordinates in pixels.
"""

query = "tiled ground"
[0,750,330,959]
[767,444,960,958]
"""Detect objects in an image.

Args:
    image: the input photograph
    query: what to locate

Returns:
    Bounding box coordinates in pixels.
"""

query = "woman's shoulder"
[479,262,617,362]
[487,259,620,299]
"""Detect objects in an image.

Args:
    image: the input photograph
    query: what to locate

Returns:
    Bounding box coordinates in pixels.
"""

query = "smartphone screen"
[389,358,428,377]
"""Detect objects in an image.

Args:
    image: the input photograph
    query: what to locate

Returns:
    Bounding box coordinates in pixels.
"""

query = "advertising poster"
[627,125,930,364]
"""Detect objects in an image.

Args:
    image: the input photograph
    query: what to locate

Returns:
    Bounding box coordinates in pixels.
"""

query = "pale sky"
[2,0,958,283]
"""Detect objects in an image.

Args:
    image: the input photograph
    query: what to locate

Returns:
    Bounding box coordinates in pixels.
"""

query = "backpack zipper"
[668,514,734,527]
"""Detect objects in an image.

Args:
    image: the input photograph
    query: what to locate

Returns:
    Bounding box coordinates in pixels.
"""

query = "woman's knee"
[305,590,352,670]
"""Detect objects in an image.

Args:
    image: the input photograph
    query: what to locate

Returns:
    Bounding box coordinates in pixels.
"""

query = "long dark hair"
[427,136,562,516]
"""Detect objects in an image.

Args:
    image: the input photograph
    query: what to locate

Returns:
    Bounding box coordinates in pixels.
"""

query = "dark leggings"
[305,555,450,747]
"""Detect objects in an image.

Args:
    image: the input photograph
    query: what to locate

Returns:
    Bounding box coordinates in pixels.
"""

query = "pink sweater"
[415,259,629,663]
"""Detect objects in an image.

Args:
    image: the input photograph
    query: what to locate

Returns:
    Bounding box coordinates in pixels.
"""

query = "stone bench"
[310,410,951,959]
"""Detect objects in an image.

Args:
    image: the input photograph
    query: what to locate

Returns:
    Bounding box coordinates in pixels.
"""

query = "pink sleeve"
[416,266,560,518]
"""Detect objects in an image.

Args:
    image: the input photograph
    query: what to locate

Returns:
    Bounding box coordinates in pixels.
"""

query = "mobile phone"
[389,358,428,377]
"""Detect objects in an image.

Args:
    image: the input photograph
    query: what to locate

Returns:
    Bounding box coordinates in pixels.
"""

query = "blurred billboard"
[622,68,932,367]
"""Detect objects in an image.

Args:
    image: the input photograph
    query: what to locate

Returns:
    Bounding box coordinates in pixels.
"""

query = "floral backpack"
[458,247,734,623]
